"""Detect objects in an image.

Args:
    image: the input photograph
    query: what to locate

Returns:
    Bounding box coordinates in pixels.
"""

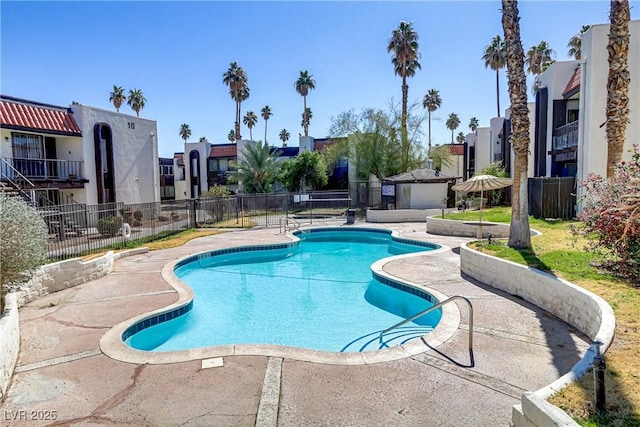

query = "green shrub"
[0,194,48,312]
[97,216,123,237]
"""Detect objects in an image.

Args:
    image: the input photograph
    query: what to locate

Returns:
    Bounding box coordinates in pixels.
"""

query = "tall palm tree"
[223,62,250,141]
[388,21,421,172]
[295,71,316,136]
[179,124,191,144]
[456,132,465,144]
[445,113,460,144]
[261,105,273,144]
[228,129,236,142]
[228,141,280,193]
[109,85,126,112]
[568,25,591,60]
[243,111,258,141]
[301,108,313,135]
[502,0,532,249]
[127,89,146,117]
[482,35,506,117]
[422,89,442,155]
[606,0,630,177]
[279,129,290,147]
[469,117,479,133]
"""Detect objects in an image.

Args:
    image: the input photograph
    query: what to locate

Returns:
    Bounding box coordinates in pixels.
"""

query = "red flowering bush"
[575,144,640,282]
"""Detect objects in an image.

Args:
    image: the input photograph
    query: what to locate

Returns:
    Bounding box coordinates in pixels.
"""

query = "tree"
[301,108,313,134]
[227,130,236,142]
[295,71,316,136]
[179,124,191,144]
[606,0,630,178]
[223,62,250,141]
[279,129,290,147]
[127,89,146,117]
[502,0,532,249]
[109,85,126,112]
[446,113,460,143]
[469,117,479,133]
[329,108,406,181]
[228,141,280,193]
[482,35,506,117]
[199,137,207,142]
[456,131,465,144]
[261,105,273,144]
[243,111,258,141]
[279,151,328,192]
[429,145,453,171]
[422,89,442,155]
[387,21,421,172]
[526,41,556,92]
[0,194,48,312]
[202,185,232,223]
[568,25,591,60]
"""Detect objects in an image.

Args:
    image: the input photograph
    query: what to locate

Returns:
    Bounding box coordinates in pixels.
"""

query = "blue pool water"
[126,229,442,353]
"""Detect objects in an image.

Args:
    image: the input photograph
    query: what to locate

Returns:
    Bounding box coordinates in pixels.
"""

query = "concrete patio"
[1,221,589,426]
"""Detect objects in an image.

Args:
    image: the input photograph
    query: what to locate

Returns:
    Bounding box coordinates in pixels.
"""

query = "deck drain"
[201,357,224,369]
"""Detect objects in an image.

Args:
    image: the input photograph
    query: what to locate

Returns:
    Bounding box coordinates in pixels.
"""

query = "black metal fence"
[39,191,351,261]
[528,177,576,220]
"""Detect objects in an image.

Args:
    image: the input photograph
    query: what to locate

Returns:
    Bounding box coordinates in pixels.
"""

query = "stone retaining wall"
[0,294,19,399]
[460,243,616,427]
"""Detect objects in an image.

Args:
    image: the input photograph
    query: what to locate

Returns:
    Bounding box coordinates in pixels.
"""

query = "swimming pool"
[124,228,443,353]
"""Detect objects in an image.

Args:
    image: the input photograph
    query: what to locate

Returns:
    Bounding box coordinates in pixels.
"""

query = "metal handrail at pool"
[379,295,474,365]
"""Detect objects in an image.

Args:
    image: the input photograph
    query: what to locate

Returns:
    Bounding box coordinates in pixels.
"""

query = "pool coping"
[99,227,461,366]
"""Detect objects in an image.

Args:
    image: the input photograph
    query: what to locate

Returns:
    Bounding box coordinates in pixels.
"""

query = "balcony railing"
[207,170,231,185]
[552,121,579,151]
[494,152,504,162]
[0,157,84,180]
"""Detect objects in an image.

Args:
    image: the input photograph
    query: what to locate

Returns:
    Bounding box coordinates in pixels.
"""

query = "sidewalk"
[1,222,589,426]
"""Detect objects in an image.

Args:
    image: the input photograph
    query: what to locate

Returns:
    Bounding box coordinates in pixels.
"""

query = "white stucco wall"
[183,141,211,197]
[71,105,160,205]
[474,127,492,173]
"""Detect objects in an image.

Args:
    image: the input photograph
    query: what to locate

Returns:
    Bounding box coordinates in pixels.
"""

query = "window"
[12,133,43,159]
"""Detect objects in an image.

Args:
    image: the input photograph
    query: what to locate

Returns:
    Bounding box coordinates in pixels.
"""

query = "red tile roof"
[313,137,343,151]
[562,66,581,98]
[209,144,237,158]
[0,95,82,136]
[173,152,185,166]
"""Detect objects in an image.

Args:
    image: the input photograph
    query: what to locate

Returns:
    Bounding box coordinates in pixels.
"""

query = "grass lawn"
[444,207,639,426]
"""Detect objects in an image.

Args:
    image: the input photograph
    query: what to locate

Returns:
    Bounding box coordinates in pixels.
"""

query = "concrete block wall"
[367,209,446,223]
[426,217,512,238]
[0,294,19,399]
[460,243,615,427]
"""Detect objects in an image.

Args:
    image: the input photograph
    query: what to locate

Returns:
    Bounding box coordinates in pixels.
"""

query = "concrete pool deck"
[2,221,590,426]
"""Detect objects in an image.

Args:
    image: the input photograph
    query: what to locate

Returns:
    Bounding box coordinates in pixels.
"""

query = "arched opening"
[189,150,201,198]
[94,124,116,204]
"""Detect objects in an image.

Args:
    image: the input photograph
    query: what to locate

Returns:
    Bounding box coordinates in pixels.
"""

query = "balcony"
[207,170,230,186]
[1,157,84,181]
[552,121,579,151]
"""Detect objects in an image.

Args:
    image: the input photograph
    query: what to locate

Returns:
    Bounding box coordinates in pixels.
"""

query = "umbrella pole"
[478,189,484,239]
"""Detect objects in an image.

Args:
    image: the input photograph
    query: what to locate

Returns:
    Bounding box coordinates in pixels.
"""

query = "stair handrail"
[379,295,474,365]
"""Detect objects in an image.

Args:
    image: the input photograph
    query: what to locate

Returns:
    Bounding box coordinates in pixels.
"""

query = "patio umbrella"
[451,174,513,238]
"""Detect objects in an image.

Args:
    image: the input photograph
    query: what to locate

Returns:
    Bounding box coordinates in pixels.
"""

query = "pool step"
[341,326,434,352]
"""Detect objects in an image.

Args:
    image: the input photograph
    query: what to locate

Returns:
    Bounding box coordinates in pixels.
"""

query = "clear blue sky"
[2,1,638,158]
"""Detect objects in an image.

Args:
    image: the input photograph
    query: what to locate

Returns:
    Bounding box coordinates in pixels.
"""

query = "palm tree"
[295,71,316,136]
[526,41,555,76]
[127,89,146,117]
[568,25,591,60]
[469,117,479,133]
[606,0,630,177]
[456,132,465,144]
[199,137,207,142]
[502,0,532,249]
[301,108,313,135]
[445,113,460,144]
[261,105,273,144]
[422,89,442,155]
[387,21,421,171]
[223,62,250,141]
[179,124,191,144]
[243,111,258,141]
[482,35,506,117]
[279,129,290,147]
[109,85,126,112]
[228,129,236,142]
[228,141,280,193]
